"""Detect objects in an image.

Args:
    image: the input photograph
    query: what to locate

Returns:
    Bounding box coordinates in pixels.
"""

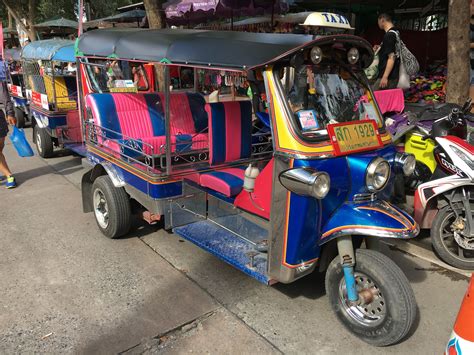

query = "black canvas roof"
[77,28,373,69]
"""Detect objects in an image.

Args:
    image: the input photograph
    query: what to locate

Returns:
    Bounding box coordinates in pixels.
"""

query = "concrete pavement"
[0,134,470,354]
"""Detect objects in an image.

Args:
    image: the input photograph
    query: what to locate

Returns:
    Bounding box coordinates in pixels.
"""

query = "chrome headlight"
[347,47,359,65]
[366,158,391,192]
[279,168,330,199]
[395,153,416,176]
[310,46,323,64]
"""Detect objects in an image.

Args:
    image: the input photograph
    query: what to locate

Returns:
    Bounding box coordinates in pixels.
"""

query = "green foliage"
[0,0,140,25]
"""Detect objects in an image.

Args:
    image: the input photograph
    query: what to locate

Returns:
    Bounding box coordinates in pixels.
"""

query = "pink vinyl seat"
[185,100,253,197]
[85,92,208,156]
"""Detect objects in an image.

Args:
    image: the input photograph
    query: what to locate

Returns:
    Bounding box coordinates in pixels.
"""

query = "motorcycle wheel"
[431,202,474,270]
[325,249,416,346]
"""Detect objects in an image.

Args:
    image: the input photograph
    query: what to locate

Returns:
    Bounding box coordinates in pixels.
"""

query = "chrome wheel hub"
[93,188,109,229]
[36,129,42,153]
[339,272,386,327]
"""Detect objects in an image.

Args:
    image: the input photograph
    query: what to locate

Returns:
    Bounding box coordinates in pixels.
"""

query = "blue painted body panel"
[12,96,28,107]
[32,108,67,129]
[283,145,408,266]
[87,151,183,199]
[173,220,270,284]
[320,201,416,244]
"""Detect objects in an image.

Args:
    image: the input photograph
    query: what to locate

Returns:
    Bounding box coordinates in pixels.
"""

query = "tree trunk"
[27,0,37,41]
[143,0,166,90]
[143,0,165,29]
[2,0,36,41]
[7,10,13,29]
[446,0,470,104]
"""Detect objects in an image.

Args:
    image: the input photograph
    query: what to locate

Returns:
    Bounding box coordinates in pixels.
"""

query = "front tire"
[431,202,474,270]
[325,249,416,346]
[34,125,54,158]
[92,175,131,239]
[14,107,26,128]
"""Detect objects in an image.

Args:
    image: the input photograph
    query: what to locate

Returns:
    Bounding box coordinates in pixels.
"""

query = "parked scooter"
[387,100,473,191]
[413,102,474,269]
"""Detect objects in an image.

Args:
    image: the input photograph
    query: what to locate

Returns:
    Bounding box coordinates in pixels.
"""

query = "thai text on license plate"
[327,120,383,156]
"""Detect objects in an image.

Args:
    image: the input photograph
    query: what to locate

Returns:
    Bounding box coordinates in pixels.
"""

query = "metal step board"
[173,220,270,285]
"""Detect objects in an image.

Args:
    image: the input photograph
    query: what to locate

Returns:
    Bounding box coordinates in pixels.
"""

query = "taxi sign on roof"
[301,12,354,30]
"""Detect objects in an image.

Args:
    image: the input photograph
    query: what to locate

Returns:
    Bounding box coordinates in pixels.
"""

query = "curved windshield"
[280,65,383,139]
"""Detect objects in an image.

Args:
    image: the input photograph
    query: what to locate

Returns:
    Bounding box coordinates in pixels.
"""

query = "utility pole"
[446,0,470,104]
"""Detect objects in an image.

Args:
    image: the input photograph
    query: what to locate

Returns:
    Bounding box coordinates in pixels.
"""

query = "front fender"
[320,200,419,245]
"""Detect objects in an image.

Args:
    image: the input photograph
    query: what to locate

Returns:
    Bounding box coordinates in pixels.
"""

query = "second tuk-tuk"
[4,47,30,128]
[21,39,81,158]
[77,26,419,346]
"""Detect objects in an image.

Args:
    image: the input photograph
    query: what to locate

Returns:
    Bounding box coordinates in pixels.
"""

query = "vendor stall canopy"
[21,39,76,62]
[76,28,373,69]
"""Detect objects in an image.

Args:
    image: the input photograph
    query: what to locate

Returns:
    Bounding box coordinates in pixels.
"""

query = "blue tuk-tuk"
[77,26,419,346]
[4,48,31,128]
[21,39,81,157]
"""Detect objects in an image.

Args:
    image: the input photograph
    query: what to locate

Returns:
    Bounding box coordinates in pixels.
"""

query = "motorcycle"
[386,100,474,191]
[414,101,474,269]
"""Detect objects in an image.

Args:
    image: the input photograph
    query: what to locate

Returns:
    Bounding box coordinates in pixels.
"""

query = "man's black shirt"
[378,27,400,80]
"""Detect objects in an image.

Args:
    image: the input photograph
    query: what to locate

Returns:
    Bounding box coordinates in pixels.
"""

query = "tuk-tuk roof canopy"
[21,39,76,62]
[77,28,374,70]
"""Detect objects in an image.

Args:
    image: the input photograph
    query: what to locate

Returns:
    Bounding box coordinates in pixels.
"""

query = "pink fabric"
[205,104,215,165]
[234,159,273,220]
[112,93,154,138]
[140,133,209,155]
[158,93,196,135]
[224,102,242,162]
[374,89,405,114]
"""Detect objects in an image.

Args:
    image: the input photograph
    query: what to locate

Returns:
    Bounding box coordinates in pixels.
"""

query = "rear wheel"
[14,107,26,128]
[325,249,416,346]
[92,175,131,239]
[34,125,54,158]
[431,202,474,270]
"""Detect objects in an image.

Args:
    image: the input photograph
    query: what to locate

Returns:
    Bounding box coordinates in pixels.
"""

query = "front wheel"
[325,249,416,346]
[431,202,474,270]
[34,125,54,158]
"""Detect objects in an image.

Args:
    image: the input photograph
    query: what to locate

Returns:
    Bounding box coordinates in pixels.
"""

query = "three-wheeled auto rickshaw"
[4,48,30,128]
[77,26,419,346]
[21,39,81,157]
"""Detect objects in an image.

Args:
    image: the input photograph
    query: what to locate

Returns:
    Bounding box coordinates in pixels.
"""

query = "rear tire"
[14,107,26,128]
[91,175,131,239]
[325,249,416,346]
[431,202,474,270]
[34,125,54,158]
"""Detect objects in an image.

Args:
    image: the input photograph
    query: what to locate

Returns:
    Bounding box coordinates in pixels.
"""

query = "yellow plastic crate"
[405,131,437,173]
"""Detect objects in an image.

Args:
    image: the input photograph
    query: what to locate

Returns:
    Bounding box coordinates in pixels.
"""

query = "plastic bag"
[365,47,380,80]
[9,126,34,157]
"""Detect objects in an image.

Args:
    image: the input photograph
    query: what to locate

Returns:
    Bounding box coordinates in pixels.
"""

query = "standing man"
[0,81,17,188]
[375,13,400,90]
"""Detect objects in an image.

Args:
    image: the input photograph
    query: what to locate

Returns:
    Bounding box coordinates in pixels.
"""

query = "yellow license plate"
[327,120,383,156]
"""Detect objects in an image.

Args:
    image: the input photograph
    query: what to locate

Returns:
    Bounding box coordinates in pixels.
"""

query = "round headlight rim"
[309,171,331,199]
[310,46,323,65]
[347,47,360,65]
[366,157,391,192]
[395,152,416,176]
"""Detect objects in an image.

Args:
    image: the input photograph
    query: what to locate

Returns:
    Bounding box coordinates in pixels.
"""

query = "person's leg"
[0,137,13,177]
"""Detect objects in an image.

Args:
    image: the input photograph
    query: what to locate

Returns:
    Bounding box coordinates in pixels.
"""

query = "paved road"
[0,135,469,354]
